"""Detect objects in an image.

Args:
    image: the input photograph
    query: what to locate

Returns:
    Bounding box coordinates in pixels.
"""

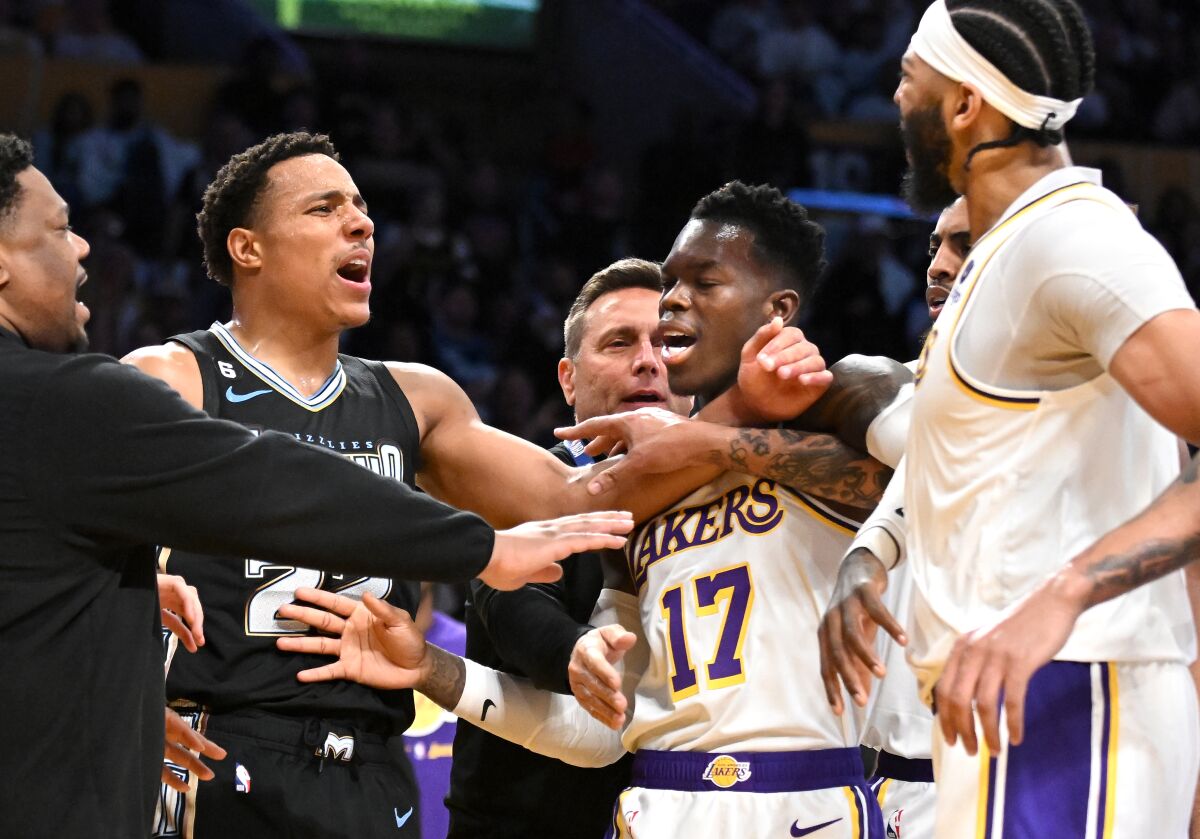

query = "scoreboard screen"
[248,0,540,49]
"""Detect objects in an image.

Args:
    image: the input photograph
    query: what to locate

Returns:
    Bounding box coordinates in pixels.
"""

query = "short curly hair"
[691,181,826,305]
[0,134,34,230]
[197,131,339,286]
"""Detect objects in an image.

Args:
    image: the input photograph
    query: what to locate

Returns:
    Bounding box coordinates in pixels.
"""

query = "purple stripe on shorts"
[1094,663,1113,839]
[984,754,998,839]
[1001,660,1093,837]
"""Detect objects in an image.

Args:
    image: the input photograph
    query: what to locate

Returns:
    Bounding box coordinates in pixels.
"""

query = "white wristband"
[850,524,902,570]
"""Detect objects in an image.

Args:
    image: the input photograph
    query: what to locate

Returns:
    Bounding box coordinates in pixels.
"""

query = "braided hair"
[945,0,1095,161]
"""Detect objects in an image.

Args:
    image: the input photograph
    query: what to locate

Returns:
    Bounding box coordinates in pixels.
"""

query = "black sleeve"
[471,578,590,694]
[24,355,493,583]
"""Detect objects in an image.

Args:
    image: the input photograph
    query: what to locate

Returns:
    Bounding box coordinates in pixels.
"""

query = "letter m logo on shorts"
[318,732,356,762]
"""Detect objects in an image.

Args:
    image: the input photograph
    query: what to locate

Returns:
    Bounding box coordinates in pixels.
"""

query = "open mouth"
[336,255,371,283]
[621,389,665,407]
[660,329,697,364]
[926,287,949,319]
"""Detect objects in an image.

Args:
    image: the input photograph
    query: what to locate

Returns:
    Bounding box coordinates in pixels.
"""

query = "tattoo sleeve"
[707,427,892,509]
[1083,533,1200,608]
[421,645,468,712]
[1080,451,1200,607]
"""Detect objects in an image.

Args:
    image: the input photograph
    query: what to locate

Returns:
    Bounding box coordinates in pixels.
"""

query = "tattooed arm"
[558,354,907,510]
[704,425,891,509]
[934,453,1200,757]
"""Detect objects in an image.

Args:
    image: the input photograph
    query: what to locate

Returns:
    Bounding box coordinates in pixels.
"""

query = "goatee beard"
[900,103,959,215]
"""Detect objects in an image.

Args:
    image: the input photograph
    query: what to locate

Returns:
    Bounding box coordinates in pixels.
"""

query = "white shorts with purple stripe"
[870,751,935,838]
[604,747,884,838]
[933,660,1198,838]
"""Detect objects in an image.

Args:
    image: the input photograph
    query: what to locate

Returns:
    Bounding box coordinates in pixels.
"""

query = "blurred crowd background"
[1,0,1198,448]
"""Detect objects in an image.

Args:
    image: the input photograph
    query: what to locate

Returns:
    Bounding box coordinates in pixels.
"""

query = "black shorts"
[153,708,420,839]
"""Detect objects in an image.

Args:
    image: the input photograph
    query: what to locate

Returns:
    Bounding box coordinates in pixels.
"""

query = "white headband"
[909,0,1081,132]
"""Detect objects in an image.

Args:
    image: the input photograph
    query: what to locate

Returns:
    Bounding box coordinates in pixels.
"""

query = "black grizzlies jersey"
[163,324,422,732]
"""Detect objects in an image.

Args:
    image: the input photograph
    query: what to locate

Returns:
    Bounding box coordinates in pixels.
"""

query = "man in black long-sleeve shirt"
[0,135,633,838]
[448,259,693,838]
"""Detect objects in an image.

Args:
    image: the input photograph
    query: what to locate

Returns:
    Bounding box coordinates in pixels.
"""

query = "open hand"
[734,318,833,423]
[481,512,634,590]
[568,625,636,730]
[934,582,1080,755]
[556,409,699,495]
[817,548,906,714]
[162,707,226,793]
[158,573,204,652]
[276,589,430,690]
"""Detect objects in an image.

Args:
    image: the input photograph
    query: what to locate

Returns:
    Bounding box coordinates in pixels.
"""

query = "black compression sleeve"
[471,579,589,693]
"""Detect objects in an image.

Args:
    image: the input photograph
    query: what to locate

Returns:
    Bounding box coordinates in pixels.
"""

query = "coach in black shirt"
[448,259,693,838]
[0,135,630,838]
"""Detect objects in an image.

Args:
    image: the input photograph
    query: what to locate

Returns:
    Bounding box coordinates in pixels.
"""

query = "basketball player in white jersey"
[838,197,970,839]
[822,1,1200,836]
[277,182,910,838]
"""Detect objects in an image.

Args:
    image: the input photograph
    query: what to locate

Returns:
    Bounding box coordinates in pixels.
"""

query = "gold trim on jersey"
[942,181,1114,412]
[779,486,862,536]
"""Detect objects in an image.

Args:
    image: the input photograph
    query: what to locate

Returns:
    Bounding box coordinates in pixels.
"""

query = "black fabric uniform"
[155,328,427,838]
[0,326,493,839]
[446,443,634,839]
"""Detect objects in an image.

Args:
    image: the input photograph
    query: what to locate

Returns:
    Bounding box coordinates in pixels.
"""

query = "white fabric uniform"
[904,167,1198,837]
[860,383,936,839]
[454,472,885,838]
[612,472,880,838]
[622,472,862,753]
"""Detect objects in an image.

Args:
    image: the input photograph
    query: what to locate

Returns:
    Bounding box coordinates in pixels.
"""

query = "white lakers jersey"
[619,472,863,754]
[905,170,1197,693]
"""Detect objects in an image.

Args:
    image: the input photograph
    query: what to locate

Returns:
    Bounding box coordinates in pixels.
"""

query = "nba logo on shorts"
[886,808,903,838]
[702,755,752,789]
[234,763,251,793]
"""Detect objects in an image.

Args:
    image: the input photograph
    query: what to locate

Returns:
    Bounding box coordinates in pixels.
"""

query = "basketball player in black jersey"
[125,133,837,838]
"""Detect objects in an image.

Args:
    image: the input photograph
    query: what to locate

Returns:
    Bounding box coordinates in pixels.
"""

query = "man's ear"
[767,288,800,325]
[0,247,10,292]
[227,228,262,274]
[558,357,576,407]
[950,81,987,134]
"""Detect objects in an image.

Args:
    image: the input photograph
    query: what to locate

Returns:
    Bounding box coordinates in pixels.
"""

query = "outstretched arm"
[401,322,838,526]
[558,336,901,510]
[936,450,1200,756]
[392,362,723,528]
[276,588,640,768]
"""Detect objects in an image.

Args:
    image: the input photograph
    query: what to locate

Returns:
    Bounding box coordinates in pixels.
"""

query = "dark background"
[1,0,1197,446]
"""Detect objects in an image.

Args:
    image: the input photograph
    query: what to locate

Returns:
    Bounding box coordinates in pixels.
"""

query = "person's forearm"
[661,420,890,509]
[1050,454,1200,611]
[426,648,627,768]
[473,581,587,693]
[418,644,469,711]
